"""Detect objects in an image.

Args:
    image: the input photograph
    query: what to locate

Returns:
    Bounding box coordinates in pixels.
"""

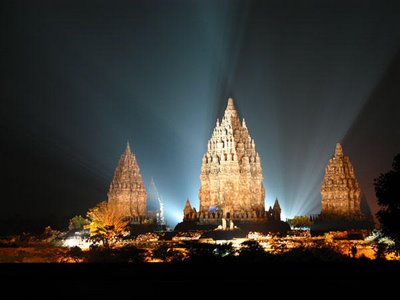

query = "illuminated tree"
[68,215,90,231]
[374,153,400,254]
[86,201,129,247]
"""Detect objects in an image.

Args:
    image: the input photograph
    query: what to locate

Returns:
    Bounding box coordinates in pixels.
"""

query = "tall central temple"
[199,98,265,217]
[178,98,285,232]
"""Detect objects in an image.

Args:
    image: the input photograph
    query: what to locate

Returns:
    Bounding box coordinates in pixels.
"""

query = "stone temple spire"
[107,143,147,218]
[184,199,192,210]
[222,97,240,128]
[199,97,265,218]
[272,198,281,221]
[320,143,361,216]
[335,143,343,157]
[147,178,165,225]
[273,198,281,210]
[224,98,238,118]
[183,198,196,220]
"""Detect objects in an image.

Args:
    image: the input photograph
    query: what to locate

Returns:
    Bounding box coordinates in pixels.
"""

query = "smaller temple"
[268,198,281,221]
[312,143,374,232]
[183,199,199,221]
[320,143,361,216]
[147,178,166,225]
[107,142,147,222]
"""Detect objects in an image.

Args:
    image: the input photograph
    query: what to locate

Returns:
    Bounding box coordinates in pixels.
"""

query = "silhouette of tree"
[213,243,236,259]
[350,245,357,258]
[239,240,266,261]
[280,246,348,262]
[118,245,145,263]
[186,242,218,262]
[374,153,400,254]
[85,244,144,262]
[152,243,185,262]
[152,243,172,262]
[67,246,85,262]
[374,241,388,261]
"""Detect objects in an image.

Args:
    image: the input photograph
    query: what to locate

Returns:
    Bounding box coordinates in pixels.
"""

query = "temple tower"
[198,98,265,219]
[272,198,281,221]
[107,142,147,219]
[183,199,196,221]
[320,143,361,216]
[147,178,165,225]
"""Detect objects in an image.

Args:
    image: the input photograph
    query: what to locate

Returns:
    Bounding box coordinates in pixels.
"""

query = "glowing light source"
[63,236,91,249]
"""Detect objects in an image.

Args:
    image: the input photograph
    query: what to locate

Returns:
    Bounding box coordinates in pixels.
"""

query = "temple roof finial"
[126,140,131,153]
[273,197,280,209]
[185,198,192,208]
[335,143,343,157]
[224,97,238,120]
[227,97,235,110]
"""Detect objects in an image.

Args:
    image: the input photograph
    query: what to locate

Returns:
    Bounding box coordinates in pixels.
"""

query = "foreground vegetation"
[0,228,398,263]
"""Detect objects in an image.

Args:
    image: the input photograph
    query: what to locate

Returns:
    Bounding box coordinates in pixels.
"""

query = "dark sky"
[1,0,400,228]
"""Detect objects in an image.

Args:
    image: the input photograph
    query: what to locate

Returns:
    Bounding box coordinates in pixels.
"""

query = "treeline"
[65,240,382,264]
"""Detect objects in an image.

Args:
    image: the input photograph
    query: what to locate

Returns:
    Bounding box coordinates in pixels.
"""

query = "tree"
[68,215,90,231]
[374,153,400,254]
[288,215,314,229]
[152,243,184,262]
[86,201,129,247]
[239,240,266,261]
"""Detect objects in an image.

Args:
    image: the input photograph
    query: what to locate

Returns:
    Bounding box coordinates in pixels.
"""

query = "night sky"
[1,0,400,229]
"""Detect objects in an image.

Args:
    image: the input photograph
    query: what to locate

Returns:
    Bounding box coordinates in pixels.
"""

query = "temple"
[320,143,361,216]
[311,143,374,232]
[198,98,265,217]
[176,98,289,234]
[147,178,165,225]
[107,142,147,221]
[270,198,282,221]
